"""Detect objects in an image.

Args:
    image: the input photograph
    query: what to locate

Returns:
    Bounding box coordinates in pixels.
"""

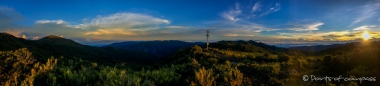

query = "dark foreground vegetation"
[0,32,379,86]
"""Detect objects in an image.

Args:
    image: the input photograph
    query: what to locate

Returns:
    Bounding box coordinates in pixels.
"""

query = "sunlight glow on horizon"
[361,31,371,41]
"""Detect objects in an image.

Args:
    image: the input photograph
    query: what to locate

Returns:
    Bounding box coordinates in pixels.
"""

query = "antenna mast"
[206,30,209,50]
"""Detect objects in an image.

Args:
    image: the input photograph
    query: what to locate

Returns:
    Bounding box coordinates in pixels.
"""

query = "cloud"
[353,25,370,30]
[275,30,380,42]
[36,20,66,24]
[84,29,137,36]
[80,13,171,36]
[217,2,283,38]
[24,20,84,38]
[259,3,281,17]
[32,36,40,40]
[222,2,281,21]
[222,3,242,22]
[288,22,324,31]
[353,25,378,31]
[351,2,380,25]
[21,35,26,39]
[83,13,170,29]
[276,30,357,41]
[202,21,279,38]
[20,13,194,41]
[251,2,261,13]
[25,13,172,38]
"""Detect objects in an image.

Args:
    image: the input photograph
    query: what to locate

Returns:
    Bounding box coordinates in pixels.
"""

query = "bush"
[223,67,243,86]
[191,45,203,54]
[278,55,290,62]
[194,67,219,86]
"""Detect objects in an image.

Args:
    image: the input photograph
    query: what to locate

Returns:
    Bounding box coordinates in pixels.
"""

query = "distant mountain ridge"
[288,44,346,52]
[108,40,205,58]
[209,40,289,54]
[0,32,156,63]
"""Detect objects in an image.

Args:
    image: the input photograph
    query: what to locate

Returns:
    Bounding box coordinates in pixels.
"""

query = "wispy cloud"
[221,3,242,22]
[351,1,380,25]
[259,3,281,17]
[353,25,377,30]
[251,2,261,13]
[222,2,281,21]
[216,2,283,38]
[36,20,66,24]
[287,22,324,31]
[203,20,279,38]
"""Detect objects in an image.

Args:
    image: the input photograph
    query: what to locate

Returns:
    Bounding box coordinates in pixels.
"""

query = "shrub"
[191,45,203,54]
[194,67,219,86]
[223,67,243,86]
[278,55,290,62]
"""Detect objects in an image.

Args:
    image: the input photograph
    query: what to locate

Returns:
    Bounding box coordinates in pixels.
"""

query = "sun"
[361,31,371,40]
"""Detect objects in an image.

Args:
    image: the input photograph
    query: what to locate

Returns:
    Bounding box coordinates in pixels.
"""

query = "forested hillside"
[0,32,379,85]
[0,32,156,63]
[108,40,203,58]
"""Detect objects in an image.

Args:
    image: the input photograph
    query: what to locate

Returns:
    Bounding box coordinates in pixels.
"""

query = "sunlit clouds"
[81,13,170,36]
[354,25,380,31]
[274,30,375,41]
[287,22,323,31]
[84,29,137,36]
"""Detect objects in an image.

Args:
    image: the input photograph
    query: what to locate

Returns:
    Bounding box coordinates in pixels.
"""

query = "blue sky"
[1,0,380,44]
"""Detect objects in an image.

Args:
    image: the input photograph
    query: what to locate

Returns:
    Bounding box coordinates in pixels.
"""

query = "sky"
[1,0,380,45]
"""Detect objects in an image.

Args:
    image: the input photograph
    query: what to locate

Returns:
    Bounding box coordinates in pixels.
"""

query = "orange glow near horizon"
[361,31,371,41]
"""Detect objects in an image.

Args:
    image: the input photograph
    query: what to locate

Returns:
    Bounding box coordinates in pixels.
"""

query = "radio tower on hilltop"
[206,30,209,50]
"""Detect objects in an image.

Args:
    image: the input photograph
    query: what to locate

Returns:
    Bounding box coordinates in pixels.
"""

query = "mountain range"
[1,31,357,61]
[288,44,345,52]
[0,32,156,64]
[107,40,206,58]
